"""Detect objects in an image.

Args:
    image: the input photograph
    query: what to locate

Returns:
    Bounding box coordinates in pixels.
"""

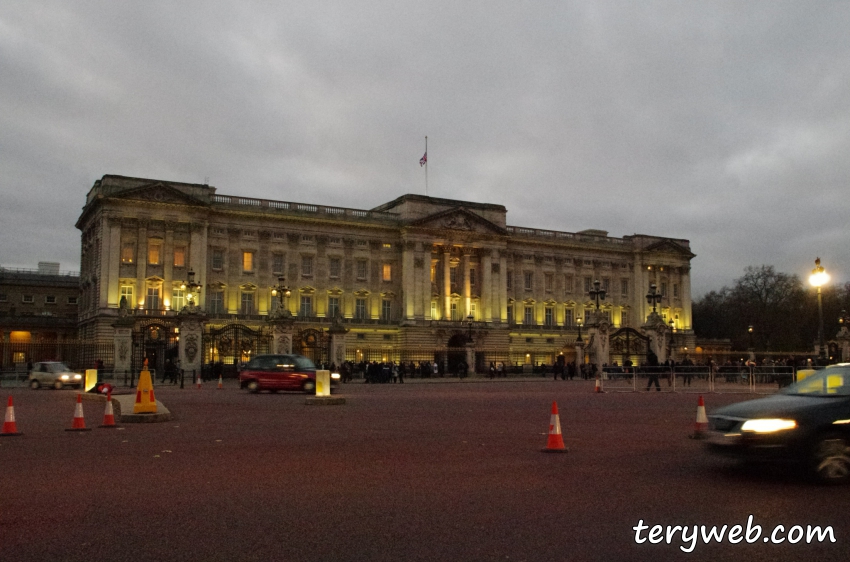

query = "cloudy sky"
[1,1,848,297]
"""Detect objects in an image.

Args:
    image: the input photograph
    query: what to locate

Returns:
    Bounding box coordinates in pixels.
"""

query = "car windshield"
[781,367,850,396]
[46,363,71,373]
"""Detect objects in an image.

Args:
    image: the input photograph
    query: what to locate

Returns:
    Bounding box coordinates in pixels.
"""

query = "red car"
[238,354,338,393]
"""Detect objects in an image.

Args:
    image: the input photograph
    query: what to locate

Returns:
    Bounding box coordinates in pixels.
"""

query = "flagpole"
[425,136,428,196]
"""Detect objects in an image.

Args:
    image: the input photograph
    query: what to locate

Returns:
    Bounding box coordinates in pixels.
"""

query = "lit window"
[120,284,134,308]
[382,264,392,282]
[451,302,459,321]
[173,247,186,268]
[243,252,255,272]
[172,288,185,311]
[146,287,160,310]
[121,244,134,264]
[430,301,438,320]
[148,241,162,265]
[383,243,392,249]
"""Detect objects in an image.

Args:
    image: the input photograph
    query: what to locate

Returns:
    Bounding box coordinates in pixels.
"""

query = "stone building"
[0,263,79,368]
[76,174,695,375]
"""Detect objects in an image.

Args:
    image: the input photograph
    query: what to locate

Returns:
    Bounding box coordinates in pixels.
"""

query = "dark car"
[706,364,850,483]
[238,354,339,394]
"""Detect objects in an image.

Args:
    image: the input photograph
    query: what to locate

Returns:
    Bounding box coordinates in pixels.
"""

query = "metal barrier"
[600,365,797,394]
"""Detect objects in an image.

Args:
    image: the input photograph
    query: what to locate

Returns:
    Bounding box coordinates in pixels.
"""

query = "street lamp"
[808,257,830,362]
[270,276,291,311]
[747,325,754,351]
[840,309,849,327]
[646,283,662,315]
[668,318,676,359]
[181,269,202,308]
[589,279,607,323]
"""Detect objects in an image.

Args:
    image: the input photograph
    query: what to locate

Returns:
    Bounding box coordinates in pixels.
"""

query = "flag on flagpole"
[420,152,427,167]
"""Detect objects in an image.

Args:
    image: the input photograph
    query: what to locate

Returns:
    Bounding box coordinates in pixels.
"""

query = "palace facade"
[76,175,695,372]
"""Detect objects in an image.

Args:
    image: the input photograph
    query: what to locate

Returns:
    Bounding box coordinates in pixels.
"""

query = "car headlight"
[60,375,70,381]
[740,419,797,433]
[331,373,341,379]
[74,374,82,380]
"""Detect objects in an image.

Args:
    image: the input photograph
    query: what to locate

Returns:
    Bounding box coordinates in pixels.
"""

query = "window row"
[121,240,187,267]
[210,250,393,282]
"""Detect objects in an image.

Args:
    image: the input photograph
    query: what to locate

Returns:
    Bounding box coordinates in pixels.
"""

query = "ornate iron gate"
[204,323,271,377]
[133,320,179,378]
[293,328,329,365]
[609,327,651,367]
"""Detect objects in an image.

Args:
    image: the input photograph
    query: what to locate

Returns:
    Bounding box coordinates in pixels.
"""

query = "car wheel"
[53,380,64,390]
[30,379,41,390]
[302,380,316,393]
[246,380,260,393]
[811,434,850,484]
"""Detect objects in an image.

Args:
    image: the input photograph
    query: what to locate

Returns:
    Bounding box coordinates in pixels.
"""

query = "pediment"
[408,208,507,235]
[644,240,695,258]
[115,182,208,207]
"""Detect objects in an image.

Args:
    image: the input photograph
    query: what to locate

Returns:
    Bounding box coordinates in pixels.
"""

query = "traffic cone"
[690,395,708,439]
[594,378,604,393]
[197,373,202,390]
[99,392,118,428]
[66,393,92,432]
[541,401,568,453]
[217,375,223,390]
[1,396,23,436]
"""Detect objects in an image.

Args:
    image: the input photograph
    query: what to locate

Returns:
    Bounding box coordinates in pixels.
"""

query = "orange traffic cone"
[1,396,23,436]
[217,375,223,390]
[197,373,202,390]
[690,395,708,439]
[594,378,603,393]
[66,393,92,432]
[99,392,118,428]
[541,401,568,453]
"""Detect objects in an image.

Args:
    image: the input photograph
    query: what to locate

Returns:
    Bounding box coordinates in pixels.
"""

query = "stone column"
[681,266,692,330]
[443,248,452,320]
[466,340,476,375]
[499,251,508,323]
[189,222,208,307]
[402,241,415,320]
[136,221,149,309]
[462,250,472,317]
[575,340,585,365]
[105,217,122,308]
[269,313,295,354]
[481,250,492,323]
[177,307,207,378]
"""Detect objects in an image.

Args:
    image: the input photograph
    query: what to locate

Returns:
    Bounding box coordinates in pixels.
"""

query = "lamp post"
[808,258,829,362]
[747,325,754,351]
[646,283,662,316]
[270,276,292,313]
[181,269,203,309]
[589,279,607,324]
[668,318,676,360]
[576,317,583,343]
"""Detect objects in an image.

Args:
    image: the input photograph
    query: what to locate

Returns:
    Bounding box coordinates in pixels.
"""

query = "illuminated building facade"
[76,175,695,371]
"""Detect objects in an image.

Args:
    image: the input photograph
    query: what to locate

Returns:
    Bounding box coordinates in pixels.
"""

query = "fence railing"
[600,365,797,394]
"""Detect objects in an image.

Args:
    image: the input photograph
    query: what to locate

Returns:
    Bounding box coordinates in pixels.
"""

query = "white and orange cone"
[66,393,92,432]
[197,374,202,390]
[99,392,118,428]
[691,395,708,439]
[1,396,23,436]
[594,378,603,393]
[217,375,223,390]
[541,401,568,453]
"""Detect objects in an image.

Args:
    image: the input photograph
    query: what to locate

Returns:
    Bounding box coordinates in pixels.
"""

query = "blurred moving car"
[28,362,83,390]
[706,363,850,484]
[238,354,339,394]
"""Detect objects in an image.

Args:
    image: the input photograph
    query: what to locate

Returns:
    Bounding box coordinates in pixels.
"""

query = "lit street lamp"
[576,317,583,343]
[181,269,203,308]
[270,276,292,312]
[808,257,830,362]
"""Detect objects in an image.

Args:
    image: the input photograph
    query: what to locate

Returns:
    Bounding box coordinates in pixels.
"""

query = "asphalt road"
[2,379,848,562]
